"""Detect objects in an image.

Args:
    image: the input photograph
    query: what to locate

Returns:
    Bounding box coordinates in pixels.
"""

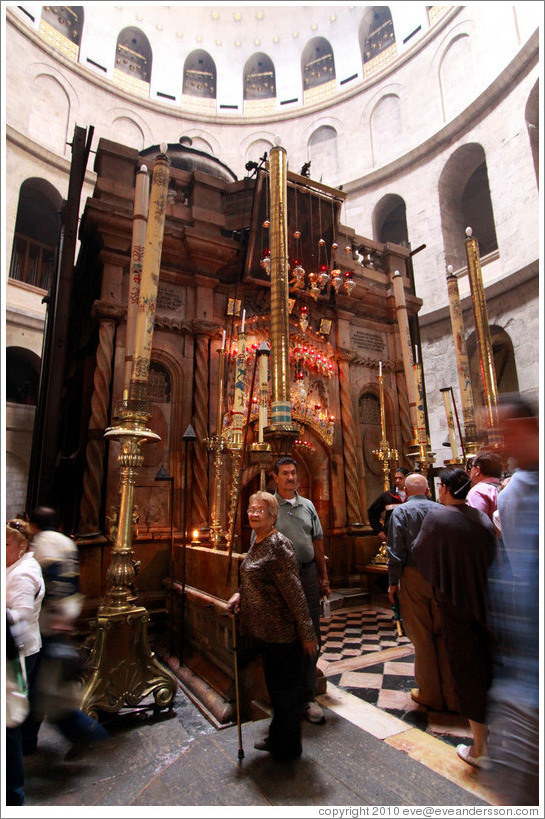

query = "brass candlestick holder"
[204,432,226,548]
[81,394,178,718]
[372,371,399,565]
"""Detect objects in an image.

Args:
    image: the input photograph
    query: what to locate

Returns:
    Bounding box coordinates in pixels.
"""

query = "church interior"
[3,3,541,810]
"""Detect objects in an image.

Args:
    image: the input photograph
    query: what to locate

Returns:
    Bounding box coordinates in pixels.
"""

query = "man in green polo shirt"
[272,457,331,725]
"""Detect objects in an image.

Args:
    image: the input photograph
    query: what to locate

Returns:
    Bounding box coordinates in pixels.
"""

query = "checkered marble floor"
[319,605,472,749]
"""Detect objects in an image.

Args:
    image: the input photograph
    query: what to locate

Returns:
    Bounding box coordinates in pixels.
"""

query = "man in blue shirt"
[272,457,330,724]
[387,472,457,712]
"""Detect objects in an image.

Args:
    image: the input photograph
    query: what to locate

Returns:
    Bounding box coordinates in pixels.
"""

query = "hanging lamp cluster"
[259,177,356,314]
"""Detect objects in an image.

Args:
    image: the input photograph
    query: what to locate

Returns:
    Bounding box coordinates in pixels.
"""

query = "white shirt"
[6,552,45,657]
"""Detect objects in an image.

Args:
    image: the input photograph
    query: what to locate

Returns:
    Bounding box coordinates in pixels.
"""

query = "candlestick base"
[406,439,436,476]
[371,542,389,565]
[263,423,300,458]
[81,605,177,719]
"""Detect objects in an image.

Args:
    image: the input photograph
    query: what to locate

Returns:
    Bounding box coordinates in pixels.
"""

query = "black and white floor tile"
[319,605,472,749]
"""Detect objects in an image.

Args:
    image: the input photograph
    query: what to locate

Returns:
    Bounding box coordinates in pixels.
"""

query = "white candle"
[241,309,246,334]
[221,329,226,350]
[379,361,382,377]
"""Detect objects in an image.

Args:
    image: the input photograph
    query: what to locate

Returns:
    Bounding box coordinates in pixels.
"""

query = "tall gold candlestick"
[83,146,177,718]
[130,150,170,397]
[257,341,270,444]
[440,386,461,463]
[464,227,501,445]
[414,356,428,447]
[446,265,480,452]
[265,141,299,454]
[391,270,418,436]
[124,164,149,394]
[229,329,246,450]
[372,368,398,562]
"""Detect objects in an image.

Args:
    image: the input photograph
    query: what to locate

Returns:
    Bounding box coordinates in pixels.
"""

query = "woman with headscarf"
[227,490,317,761]
[412,468,497,769]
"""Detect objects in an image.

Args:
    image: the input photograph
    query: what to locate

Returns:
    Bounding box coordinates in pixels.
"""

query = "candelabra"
[372,367,398,565]
[204,337,227,548]
[81,146,177,718]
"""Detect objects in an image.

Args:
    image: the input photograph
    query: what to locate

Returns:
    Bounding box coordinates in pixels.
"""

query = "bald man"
[387,473,457,712]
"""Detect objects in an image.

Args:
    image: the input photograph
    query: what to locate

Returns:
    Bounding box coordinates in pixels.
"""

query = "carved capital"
[191,318,220,337]
[336,347,357,364]
[91,300,126,323]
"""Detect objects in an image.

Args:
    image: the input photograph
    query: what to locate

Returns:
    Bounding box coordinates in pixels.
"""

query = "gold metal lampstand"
[464,227,502,448]
[372,365,398,565]
[264,141,300,456]
[81,148,177,718]
[204,336,227,548]
[249,340,272,489]
[445,264,482,456]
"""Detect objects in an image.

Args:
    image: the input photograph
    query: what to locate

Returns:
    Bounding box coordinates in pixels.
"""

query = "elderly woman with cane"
[227,491,317,762]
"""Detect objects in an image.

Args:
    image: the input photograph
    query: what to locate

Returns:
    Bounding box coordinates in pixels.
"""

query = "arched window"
[467,326,519,413]
[9,179,62,291]
[525,80,539,186]
[370,94,402,166]
[439,144,498,272]
[183,50,216,99]
[373,194,408,245]
[439,34,474,122]
[114,28,152,98]
[40,6,83,61]
[462,163,498,257]
[302,37,336,104]
[360,7,396,77]
[308,126,339,186]
[6,347,41,405]
[244,53,276,100]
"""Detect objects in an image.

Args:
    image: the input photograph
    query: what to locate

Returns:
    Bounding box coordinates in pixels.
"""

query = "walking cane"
[230,612,245,759]
[392,591,405,638]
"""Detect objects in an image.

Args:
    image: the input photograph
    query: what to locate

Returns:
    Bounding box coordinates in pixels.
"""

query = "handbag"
[6,653,29,728]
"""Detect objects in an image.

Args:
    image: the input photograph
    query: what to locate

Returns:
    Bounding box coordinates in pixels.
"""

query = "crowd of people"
[6,394,538,806]
[383,393,539,805]
[5,507,109,806]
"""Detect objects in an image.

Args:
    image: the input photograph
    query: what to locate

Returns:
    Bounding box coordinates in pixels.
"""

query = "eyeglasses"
[7,520,25,532]
[247,507,268,516]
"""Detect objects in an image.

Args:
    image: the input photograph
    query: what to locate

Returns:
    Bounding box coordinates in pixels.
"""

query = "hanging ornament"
[291,260,306,289]
[299,305,309,332]
[307,271,320,300]
[344,276,356,296]
[260,248,271,275]
[318,264,330,288]
[331,269,343,291]
[262,219,270,228]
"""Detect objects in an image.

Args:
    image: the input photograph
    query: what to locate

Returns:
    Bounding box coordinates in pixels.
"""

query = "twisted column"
[79,300,125,535]
[395,365,414,465]
[337,350,363,525]
[191,322,215,528]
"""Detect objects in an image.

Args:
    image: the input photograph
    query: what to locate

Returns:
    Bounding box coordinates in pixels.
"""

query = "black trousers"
[299,559,321,702]
[262,640,305,761]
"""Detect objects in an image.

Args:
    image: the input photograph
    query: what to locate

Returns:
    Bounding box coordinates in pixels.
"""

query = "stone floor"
[8,600,514,814]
